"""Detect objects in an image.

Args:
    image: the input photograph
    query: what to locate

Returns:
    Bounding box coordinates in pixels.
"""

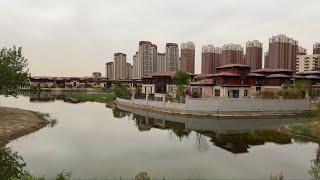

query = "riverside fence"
[116,97,309,112]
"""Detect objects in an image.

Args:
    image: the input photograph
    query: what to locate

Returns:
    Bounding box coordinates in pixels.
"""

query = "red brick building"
[245,40,262,70]
[266,34,298,71]
[221,44,244,66]
[201,45,222,74]
[180,42,195,74]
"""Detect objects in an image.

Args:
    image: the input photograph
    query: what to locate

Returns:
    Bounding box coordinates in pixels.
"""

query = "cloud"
[0,0,319,76]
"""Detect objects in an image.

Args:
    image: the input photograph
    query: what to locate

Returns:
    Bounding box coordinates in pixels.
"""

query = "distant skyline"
[1,0,319,76]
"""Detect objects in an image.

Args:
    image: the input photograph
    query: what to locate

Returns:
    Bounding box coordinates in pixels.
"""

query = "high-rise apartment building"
[201,45,222,74]
[221,43,244,65]
[296,54,320,72]
[266,34,298,71]
[264,51,269,68]
[180,42,195,73]
[298,46,307,55]
[138,41,156,77]
[132,52,139,79]
[245,40,263,70]
[151,44,158,73]
[157,53,166,72]
[314,42,320,54]
[113,53,126,80]
[105,62,114,80]
[165,43,179,72]
[126,62,133,79]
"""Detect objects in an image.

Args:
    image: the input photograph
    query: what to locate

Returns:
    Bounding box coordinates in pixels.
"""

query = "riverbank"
[0,107,49,147]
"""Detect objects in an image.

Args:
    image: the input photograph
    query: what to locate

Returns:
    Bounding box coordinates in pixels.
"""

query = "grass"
[69,92,116,102]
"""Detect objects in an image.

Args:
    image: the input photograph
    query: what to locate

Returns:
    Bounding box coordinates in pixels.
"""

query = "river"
[0,93,318,179]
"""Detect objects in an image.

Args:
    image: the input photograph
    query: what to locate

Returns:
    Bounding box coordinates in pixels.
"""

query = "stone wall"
[117,97,309,113]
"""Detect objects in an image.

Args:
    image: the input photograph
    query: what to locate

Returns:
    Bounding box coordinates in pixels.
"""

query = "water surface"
[0,93,318,179]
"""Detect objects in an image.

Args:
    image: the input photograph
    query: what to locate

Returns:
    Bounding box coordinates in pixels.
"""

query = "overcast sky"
[1,0,319,76]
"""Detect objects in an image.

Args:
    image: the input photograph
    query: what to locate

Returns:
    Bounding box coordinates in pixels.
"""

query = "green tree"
[0,46,29,96]
[172,70,190,101]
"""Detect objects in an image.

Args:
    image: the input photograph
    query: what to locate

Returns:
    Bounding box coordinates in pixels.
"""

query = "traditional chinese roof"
[296,71,320,76]
[216,64,251,69]
[251,68,293,73]
[266,74,291,78]
[305,75,320,79]
[190,79,215,86]
[211,72,241,77]
[247,73,265,77]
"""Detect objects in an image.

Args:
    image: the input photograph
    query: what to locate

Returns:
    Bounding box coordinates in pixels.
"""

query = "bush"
[112,82,131,99]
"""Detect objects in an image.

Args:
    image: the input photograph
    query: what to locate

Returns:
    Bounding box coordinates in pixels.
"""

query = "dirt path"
[0,107,49,148]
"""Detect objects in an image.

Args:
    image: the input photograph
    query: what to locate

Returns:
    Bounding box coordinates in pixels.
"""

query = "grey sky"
[1,0,319,76]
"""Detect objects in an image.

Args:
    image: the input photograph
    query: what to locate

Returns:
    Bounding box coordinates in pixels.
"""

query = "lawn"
[69,92,116,102]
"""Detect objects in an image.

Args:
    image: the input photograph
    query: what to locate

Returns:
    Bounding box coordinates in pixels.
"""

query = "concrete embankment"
[115,98,305,117]
[0,107,49,147]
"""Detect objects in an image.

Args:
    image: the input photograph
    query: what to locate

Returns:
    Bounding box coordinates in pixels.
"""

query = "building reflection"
[114,105,310,154]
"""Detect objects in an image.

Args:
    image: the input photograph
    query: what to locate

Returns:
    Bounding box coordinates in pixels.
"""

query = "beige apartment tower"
[157,53,166,72]
[132,52,139,79]
[113,53,126,80]
[180,42,195,73]
[105,62,114,80]
[296,54,320,73]
[314,43,320,54]
[165,43,179,72]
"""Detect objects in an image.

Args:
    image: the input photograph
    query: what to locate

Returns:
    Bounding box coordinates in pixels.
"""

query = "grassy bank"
[69,92,116,102]
[282,103,320,141]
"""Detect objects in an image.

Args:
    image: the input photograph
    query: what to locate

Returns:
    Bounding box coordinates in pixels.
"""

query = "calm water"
[0,93,319,179]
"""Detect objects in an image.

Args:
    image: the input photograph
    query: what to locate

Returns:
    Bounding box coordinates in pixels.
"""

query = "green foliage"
[172,70,190,86]
[55,171,72,180]
[289,124,312,135]
[0,148,27,179]
[0,46,29,96]
[112,82,131,99]
[70,92,116,102]
[172,71,190,101]
[309,159,320,180]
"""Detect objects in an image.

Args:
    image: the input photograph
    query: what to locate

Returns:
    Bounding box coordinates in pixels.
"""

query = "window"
[214,89,220,97]
[244,90,249,97]
[228,90,239,98]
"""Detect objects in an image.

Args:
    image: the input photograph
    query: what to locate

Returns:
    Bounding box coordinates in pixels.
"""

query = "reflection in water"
[115,106,309,154]
[0,148,27,179]
[1,93,318,179]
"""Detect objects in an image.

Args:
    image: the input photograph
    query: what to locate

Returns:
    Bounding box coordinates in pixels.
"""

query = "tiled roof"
[190,79,215,85]
[216,64,251,69]
[306,75,320,79]
[251,68,293,73]
[266,74,291,78]
[247,73,265,77]
[211,72,241,77]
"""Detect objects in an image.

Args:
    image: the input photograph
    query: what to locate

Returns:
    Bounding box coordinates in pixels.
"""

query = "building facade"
[138,41,153,78]
[314,42,320,54]
[114,53,127,80]
[266,34,298,71]
[133,52,139,79]
[180,42,195,73]
[165,43,179,72]
[151,44,158,73]
[221,44,244,65]
[126,63,133,79]
[157,53,166,72]
[245,40,262,70]
[201,45,222,74]
[105,62,114,80]
[298,46,307,55]
[296,54,320,73]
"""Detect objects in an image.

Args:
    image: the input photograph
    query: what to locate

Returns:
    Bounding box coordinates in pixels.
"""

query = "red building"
[221,44,244,66]
[201,45,222,74]
[245,40,262,70]
[180,42,195,74]
[267,34,298,71]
